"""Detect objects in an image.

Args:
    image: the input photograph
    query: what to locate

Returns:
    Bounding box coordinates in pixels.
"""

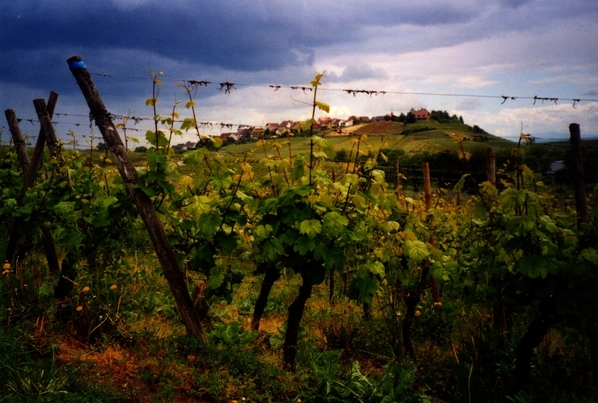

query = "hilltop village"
[167,108,466,152]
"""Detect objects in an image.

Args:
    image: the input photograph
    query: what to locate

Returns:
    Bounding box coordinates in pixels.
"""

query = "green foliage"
[2,65,598,402]
[209,321,257,346]
[298,349,421,403]
[145,129,169,148]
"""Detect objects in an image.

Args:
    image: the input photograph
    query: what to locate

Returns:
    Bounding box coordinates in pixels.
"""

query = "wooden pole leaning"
[5,109,31,178]
[5,94,62,272]
[4,105,61,274]
[66,55,207,342]
[27,92,58,189]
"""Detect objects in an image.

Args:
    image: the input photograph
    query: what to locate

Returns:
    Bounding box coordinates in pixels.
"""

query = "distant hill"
[332,120,512,153]
[218,120,514,159]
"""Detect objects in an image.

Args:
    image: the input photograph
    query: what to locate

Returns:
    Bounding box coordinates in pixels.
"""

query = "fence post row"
[66,55,207,342]
[4,96,61,275]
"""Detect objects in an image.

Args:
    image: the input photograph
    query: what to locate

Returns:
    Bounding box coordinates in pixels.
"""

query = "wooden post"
[5,110,31,178]
[27,91,58,189]
[393,159,400,191]
[487,147,496,185]
[569,123,588,226]
[487,147,504,340]
[423,162,432,209]
[423,162,441,305]
[571,129,598,387]
[33,99,61,158]
[4,107,61,274]
[30,93,61,275]
[5,109,34,264]
[401,165,440,356]
[67,55,207,342]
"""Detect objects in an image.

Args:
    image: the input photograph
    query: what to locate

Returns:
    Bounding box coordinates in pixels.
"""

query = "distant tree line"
[389,110,465,125]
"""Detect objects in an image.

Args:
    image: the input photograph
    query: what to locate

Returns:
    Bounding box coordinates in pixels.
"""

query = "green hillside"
[218,120,514,159]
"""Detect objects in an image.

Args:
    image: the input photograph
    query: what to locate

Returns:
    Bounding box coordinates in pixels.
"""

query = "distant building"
[265,123,279,132]
[340,118,354,127]
[237,127,262,139]
[547,160,565,174]
[410,108,431,121]
[546,160,566,184]
[172,144,188,151]
[279,120,295,130]
[219,132,240,142]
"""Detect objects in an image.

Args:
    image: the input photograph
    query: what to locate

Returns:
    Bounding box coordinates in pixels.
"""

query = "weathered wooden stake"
[33,99,61,158]
[4,105,60,274]
[30,93,61,275]
[569,124,598,386]
[393,159,400,191]
[402,162,442,355]
[485,147,505,338]
[423,162,432,208]
[487,147,496,185]
[27,91,58,189]
[5,109,31,178]
[423,162,441,305]
[67,55,207,342]
[569,123,588,226]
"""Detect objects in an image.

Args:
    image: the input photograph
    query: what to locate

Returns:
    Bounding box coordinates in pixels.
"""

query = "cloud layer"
[1,0,597,141]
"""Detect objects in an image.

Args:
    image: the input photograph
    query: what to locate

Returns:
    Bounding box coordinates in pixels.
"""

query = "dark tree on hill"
[472,125,486,134]
[430,110,450,121]
[406,112,417,124]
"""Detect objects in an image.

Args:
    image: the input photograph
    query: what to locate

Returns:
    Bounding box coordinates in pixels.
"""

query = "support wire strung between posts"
[86,70,598,108]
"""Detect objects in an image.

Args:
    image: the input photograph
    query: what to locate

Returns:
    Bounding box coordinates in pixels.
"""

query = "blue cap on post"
[67,56,86,72]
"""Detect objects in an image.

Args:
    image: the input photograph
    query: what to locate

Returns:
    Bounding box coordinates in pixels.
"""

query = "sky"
[1,0,598,146]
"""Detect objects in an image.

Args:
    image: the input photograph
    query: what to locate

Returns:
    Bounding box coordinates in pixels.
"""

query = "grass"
[9,123,595,401]
[213,120,514,161]
[2,252,598,402]
[76,120,515,178]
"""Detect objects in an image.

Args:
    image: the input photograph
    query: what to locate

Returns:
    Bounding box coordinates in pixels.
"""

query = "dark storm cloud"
[0,0,482,113]
[1,2,308,72]
[1,0,480,74]
[2,0,597,135]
